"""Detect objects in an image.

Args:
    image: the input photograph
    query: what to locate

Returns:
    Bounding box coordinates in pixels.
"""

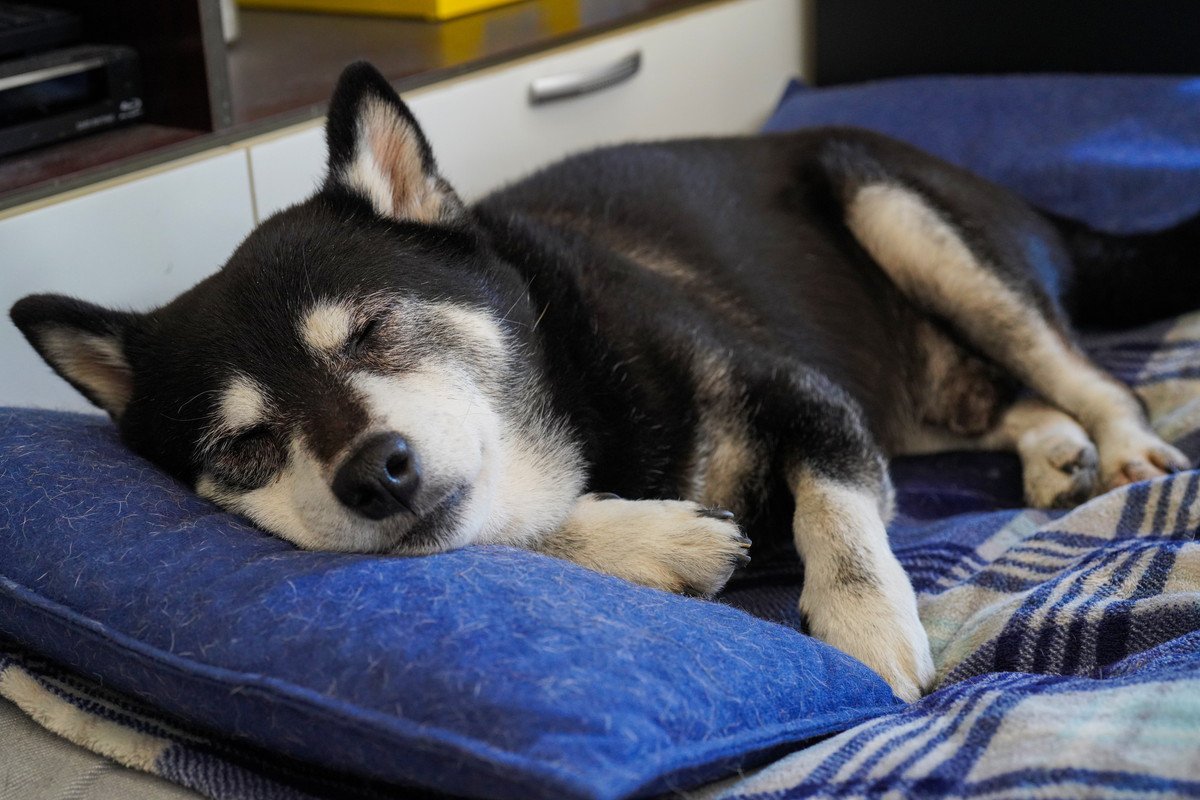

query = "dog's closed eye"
[346,318,382,357]
[207,425,285,490]
[225,424,275,450]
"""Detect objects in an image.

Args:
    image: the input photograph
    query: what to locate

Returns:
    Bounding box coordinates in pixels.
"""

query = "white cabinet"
[416,0,803,198]
[1,151,257,411]
[249,0,803,217]
[248,124,327,220]
[2,0,804,410]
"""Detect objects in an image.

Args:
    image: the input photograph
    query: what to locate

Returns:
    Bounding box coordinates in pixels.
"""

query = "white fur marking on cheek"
[301,301,355,355]
[195,475,220,501]
[480,421,585,549]
[236,454,326,549]
[218,375,265,431]
[201,437,385,553]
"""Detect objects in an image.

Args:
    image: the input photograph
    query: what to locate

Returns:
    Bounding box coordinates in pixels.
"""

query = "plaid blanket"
[700,312,1200,800]
[3,313,1199,798]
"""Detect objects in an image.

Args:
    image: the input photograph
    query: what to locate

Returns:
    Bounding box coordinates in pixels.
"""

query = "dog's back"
[477,135,919,450]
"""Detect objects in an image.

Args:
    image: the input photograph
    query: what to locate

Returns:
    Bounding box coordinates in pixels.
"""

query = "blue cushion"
[0,408,902,800]
[765,75,1200,233]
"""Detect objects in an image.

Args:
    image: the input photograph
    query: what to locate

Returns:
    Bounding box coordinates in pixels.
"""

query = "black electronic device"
[0,2,81,60]
[0,44,143,158]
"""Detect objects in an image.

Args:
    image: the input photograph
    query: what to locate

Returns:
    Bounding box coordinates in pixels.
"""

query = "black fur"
[1051,211,1200,328]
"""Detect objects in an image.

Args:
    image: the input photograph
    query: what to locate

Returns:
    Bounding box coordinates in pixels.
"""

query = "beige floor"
[0,697,202,800]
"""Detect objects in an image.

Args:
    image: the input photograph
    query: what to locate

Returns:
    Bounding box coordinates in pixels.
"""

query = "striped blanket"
[704,312,1200,799]
[3,312,1199,799]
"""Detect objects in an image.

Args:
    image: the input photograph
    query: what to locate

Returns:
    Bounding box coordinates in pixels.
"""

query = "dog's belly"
[499,137,924,447]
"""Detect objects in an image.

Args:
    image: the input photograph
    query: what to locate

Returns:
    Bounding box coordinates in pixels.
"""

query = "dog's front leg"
[757,365,933,701]
[792,468,934,702]
[535,493,751,597]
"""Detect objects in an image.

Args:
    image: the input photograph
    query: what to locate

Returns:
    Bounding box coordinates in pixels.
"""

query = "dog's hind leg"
[982,398,1101,509]
[907,397,1101,509]
[840,171,1189,491]
[905,322,1099,508]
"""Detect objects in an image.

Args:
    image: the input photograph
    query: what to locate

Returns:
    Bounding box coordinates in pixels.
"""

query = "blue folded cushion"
[0,408,903,800]
[765,75,1200,233]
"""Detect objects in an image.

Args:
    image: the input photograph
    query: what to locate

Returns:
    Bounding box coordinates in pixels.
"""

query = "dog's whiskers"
[531,304,550,332]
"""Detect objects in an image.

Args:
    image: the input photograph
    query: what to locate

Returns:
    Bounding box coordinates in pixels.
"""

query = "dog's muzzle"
[332,432,422,520]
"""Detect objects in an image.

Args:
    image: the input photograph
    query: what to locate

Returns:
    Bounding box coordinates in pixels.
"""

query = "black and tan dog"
[13,63,1199,700]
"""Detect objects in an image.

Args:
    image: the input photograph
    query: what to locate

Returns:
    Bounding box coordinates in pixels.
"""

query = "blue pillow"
[0,408,902,800]
[766,75,1200,233]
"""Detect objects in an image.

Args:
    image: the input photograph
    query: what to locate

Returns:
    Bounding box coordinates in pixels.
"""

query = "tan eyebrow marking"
[301,301,355,354]
[218,374,265,431]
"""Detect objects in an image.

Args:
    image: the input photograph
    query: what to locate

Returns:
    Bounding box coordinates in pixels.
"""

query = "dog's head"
[11,63,578,554]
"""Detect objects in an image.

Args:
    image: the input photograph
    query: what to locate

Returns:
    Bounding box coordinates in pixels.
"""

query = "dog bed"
[0,405,901,800]
[3,75,1200,800]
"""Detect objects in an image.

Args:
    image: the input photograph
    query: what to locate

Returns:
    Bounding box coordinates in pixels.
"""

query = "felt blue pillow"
[0,408,903,800]
[766,75,1200,234]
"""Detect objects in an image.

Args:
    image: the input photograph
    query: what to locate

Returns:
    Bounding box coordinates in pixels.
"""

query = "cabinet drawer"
[417,0,803,198]
[1,151,256,411]
[249,0,802,217]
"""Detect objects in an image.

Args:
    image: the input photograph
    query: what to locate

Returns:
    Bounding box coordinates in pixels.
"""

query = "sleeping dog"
[12,63,1199,701]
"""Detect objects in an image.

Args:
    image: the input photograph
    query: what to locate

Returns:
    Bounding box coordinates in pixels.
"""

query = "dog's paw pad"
[1047,439,1098,475]
[1021,435,1100,509]
[1100,432,1191,491]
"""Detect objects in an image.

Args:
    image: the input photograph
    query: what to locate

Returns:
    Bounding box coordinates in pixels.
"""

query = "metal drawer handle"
[528,51,642,106]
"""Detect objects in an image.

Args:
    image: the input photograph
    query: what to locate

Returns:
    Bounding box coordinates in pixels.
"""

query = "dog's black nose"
[332,433,421,520]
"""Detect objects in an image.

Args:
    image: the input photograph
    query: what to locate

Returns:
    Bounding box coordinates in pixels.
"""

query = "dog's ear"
[324,61,464,226]
[10,295,141,419]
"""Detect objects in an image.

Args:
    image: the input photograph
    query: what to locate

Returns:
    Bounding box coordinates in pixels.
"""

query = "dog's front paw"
[562,494,750,597]
[801,567,935,703]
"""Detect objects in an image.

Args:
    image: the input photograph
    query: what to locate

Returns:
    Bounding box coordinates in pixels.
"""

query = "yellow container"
[237,0,523,21]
